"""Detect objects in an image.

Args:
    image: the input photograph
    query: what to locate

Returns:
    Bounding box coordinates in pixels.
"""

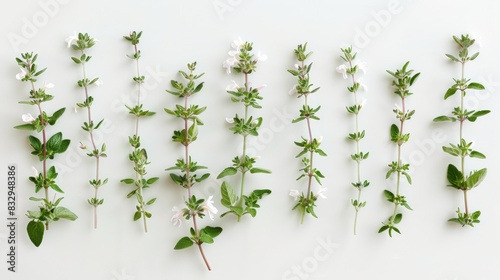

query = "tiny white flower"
[31,166,39,177]
[316,186,327,199]
[94,78,103,86]
[289,189,301,201]
[336,64,348,79]
[252,155,261,160]
[256,52,268,62]
[251,119,259,126]
[171,206,184,227]
[79,141,87,150]
[74,106,78,113]
[200,196,218,220]
[225,117,234,124]
[22,113,36,123]
[222,57,238,74]
[16,68,27,80]
[226,80,240,91]
[316,136,323,144]
[42,82,54,89]
[294,64,300,70]
[231,37,244,51]
[357,61,368,75]
[65,33,79,48]
[288,85,298,96]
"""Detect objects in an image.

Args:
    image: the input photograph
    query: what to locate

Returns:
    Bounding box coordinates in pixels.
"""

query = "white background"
[1,0,500,279]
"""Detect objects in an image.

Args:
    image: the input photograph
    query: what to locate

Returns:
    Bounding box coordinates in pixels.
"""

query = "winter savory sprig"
[218,38,271,221]
[15,52,77,246]
[165,62,222,271]
[337,46,369,234]
[379,62,419,237]
[288,43,327,223]
[67,32,107,229]
[433,34,488,227]
[121,31,158,232]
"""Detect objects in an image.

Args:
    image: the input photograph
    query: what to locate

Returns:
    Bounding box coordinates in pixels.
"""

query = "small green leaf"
[121,178,135,184]
[199,230,214,244]
[14,124,36,130]
[393,213,403,224]
[470,151,486,159]
[54,207,78,220]
[467,82,485,90]
[465,168,487,189]
[146,198,157,205]
[444,87,458,100]
[433,116,456,122]
[174,237,194,250]
[221,182,237,208]
[390,124,399,142]
[249,167,272,174]
[447,164,464,189]
[202,226,222,238]
[133,211,141,221]
[27,221,44,247]
[217,167,238,179]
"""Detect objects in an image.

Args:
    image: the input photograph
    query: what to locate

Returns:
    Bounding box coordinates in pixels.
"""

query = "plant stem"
[237,73,250,216]
[460,61,468,216]
[80,52,101,229]
[193,215,211,271]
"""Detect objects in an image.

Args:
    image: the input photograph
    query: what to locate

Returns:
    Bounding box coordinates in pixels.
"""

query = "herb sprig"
[15,52,77,246]
[433,34,489,227]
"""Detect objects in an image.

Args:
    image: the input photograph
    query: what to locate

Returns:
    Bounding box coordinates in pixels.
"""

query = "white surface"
[1,0,500,279]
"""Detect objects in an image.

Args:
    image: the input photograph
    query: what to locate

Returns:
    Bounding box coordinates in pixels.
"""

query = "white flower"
[289,189,301,201]
[22,113,35,123]
[251,119,259,126]
[316,136,323,144]
[230,37,244,53]
[16,68,27,80]
[200,196,218,220]
[315,186,327,199]
[288,85,297,96]
[79,141,87,150]
[394,103,402,113]
[225,117,234,124]
[256,52,267,62]
[252,155,261,160]
[171,206,184,227]
[31,166,39,177]
[357,61,368,75]
[226,80,240,91]
[65,33,79,48]
[294,64,300,70]
[42,82,54,89]
[222,57,238,74]
[336,64,348,79]
[74,106,78,113]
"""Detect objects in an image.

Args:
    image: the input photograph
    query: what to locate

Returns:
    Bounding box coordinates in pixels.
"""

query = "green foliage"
[16,53,77,246]
[122,31,156,232]
[220,39,271,223]
[380,62,418,237]
[289,43,326,223]
[435,34,488,227]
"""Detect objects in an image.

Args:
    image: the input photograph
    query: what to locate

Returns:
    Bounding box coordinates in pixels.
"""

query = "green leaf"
[390,124,399,142]
[250,167,272,174]
[53,207,78,220]
[194,173,210,183]
[50,184,64,193]
[442,146,460,157]
[14,124,36,130]
[470,151,486,159]
[433,116,456,122]
[146,198,157,205]
[465,168,487,189]
[49,107,66,125]
[199,230,214,244]
[174,237,194,250]
[383,190,395,201]
[393,213,402,224]
[378,225,389,233]
[29,135,42,151]
[202,226,222,238]
[46,132,63,151]
[27,221,44,247]
[217,167,238,179]
[447,164,464,189]
[445,54,459,62]
[468,110,490,122]
[147,177,159,184]
[133,211,141,221]
[467,82,485,90]
[444,87,458,100]
[121,178,135,184]
[221,182,237,208]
